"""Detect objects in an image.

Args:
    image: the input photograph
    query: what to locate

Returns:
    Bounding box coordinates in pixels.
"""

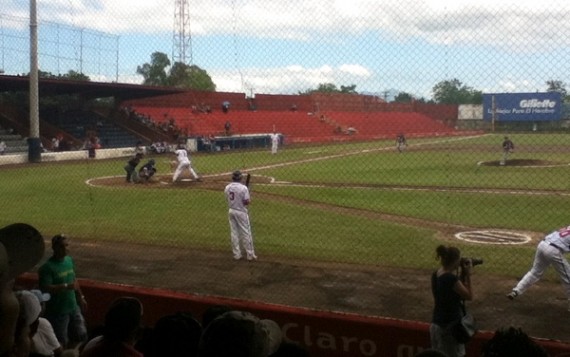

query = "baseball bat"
[245,173,251,187]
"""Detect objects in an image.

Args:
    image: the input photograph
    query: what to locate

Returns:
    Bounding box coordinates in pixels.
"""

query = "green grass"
[1,133,568,280]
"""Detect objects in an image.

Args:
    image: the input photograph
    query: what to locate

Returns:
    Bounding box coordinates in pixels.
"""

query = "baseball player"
[137,159,157,183]
[396,133,407,153]
[269,132,280,154]
[224,170,257,261]
[507,225,570,311]
[500,136,514,166]
[172,145,201,182]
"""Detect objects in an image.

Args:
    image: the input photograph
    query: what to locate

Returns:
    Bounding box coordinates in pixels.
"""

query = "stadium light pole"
[28,0,42,162]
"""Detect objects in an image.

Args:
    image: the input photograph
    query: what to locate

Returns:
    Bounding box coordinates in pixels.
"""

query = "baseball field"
[5,132,570,342]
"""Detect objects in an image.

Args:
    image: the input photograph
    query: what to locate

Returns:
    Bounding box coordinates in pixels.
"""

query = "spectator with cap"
[198,310,282,357]
[80,296,144,357]
[27,290,63,357]
[0,223,45,357]
[38,234,88,349]
[15,290,64,357]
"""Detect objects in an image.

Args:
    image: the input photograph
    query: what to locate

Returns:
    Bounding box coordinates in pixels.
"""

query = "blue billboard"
[483,92,562,122]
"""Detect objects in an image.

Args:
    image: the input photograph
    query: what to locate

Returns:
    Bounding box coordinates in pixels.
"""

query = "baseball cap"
[200,310,282,357]
[29,289,50,303]
[15,290,42,325]
[232,170,243,181]
[0,223,45,280]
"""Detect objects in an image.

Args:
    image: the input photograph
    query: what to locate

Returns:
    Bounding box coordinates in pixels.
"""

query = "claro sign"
[483,92,562,121]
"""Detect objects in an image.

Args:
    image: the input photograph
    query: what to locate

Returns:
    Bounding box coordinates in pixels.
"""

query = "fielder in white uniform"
[224,171,257,261]
[507,225,570,310]
[270,133,279,154]
[172,146,201,182]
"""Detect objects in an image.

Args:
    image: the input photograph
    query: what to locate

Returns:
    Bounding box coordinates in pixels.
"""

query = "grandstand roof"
[0,75,184,100]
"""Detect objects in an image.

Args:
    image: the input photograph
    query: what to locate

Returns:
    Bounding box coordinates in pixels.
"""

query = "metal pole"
[28,0,41,162]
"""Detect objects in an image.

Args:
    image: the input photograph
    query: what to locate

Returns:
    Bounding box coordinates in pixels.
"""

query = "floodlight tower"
[173,0,192,65]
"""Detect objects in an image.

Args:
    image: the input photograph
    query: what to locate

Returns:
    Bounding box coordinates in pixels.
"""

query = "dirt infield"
[78,173,570,343]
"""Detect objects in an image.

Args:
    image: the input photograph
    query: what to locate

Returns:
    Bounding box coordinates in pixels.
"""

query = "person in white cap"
[38,234,88,349]
[0,223,45,357]
[224,171,257,261]
[28,290,63,357]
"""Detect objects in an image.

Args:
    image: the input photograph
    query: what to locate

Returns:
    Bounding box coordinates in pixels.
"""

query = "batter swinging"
[224,171,257,261]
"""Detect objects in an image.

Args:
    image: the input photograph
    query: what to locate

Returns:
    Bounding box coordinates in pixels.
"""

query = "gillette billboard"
[483,92,562,121]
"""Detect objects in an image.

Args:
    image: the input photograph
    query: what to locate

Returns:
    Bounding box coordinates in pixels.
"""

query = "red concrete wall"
[16,274,570,357]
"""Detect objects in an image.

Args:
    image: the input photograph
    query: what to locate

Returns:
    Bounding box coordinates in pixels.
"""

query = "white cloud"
[3,0,565,49]
[339,64,371,77]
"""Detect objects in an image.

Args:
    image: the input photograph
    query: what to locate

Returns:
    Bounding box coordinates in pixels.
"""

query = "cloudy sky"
[2,0,570,99]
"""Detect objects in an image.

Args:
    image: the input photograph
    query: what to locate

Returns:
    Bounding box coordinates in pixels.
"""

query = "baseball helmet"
[232,170,243,181]
[148,159,155,165]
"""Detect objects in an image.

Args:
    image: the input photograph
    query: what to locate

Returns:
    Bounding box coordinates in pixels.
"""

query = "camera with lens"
[460,257,484,267]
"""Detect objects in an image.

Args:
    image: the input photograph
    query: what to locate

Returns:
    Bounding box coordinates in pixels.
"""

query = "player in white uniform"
[270,132,279,154]
[172,145,201,182]
[224,171,257,261]
[507,225,570,310]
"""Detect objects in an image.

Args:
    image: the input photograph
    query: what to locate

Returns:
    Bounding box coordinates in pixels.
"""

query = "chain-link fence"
[2,1,570,344]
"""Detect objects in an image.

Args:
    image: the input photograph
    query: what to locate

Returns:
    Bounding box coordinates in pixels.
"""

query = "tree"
[546,79,567,98]
[432,79,482,104]
[299,83,358,94]
[168,62,216,91]
[393,92,413,103]
[340,84,357,94]
[137,52,216,90]
[60,70,90,81]
[136,52,171,86]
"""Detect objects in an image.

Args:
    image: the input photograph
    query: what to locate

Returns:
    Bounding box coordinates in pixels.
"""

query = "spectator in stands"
[0,223,45,357]
[224,121,232,136]
[145,312,202,357]
[124,153,143,183]
[39,234,88,349]
[80,296,144,357]
[29,289,64,357]
[481,327,548,357]
[0,140,6,155]
[201,305,232,329]
[414,349,448,357]
[51,137,60,152]
[198,310,282,357]
[222,101,230,114]
[16,290,64,357]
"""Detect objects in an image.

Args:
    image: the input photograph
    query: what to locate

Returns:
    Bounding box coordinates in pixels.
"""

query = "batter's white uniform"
[270,133,279,154]
[224,181,257,260]
[511,225,570,298]
[172,148,199,182]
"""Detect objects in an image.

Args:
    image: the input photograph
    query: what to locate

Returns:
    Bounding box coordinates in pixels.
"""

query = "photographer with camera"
[430,245,476,357]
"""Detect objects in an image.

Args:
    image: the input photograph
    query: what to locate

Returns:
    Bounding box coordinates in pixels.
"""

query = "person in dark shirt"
[124,153,143,183]
[430,245,473,357]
